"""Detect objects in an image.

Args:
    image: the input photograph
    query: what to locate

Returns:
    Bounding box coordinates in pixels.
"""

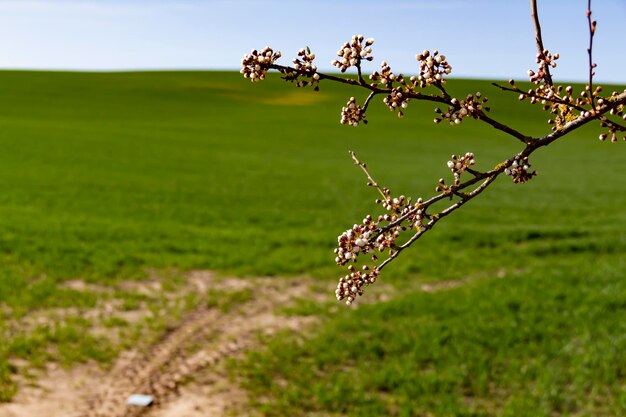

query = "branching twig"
[271,63,532,144]
[533,91,626,148]
[377,172,500,272]
[377,167,495,236]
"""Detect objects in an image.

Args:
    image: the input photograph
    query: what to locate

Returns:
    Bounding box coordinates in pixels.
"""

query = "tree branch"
[242,5,625,304]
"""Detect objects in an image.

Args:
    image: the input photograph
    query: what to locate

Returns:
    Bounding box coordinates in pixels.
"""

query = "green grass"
[0,70,624,413]
[0,71,623,280]
[239,256,626,416]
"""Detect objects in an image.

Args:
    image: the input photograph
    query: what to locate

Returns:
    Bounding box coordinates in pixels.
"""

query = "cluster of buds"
[447,152,476,185]
[334,193,426,267]
[505,156,536,183]
[334,193,419,265]
[369,61,395,89]
[598,91,626,142]
[334,191,426,304]
[370,62,414,117]
[434,93,489,125]
[293,47,316,73]
[335,265,380,305]
[241,47,281,82]
[378,196,426,233]
[340,97,367,126]
[334,217,377,266]
[383,87,410,118]
[577,84,603,107]
[415,50,451,88]
[511,81,582,130]
[375,194,424,230]
[528,49,559,85]
[435,177,450,193]
[332,35,374,72]
[287,47,321,90]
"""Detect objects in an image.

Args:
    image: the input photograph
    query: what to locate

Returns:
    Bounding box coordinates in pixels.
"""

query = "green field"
[0,70,624,414]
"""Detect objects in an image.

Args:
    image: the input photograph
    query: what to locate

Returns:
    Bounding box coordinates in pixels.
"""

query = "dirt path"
[0,272,322,417]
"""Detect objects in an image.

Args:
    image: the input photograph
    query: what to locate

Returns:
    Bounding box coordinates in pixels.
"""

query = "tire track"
[77,276,318,417]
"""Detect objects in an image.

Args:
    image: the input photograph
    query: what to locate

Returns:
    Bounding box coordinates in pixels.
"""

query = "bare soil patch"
[0,272,325,417]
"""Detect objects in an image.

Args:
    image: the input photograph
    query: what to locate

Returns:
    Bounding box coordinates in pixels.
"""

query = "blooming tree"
[241,1,625,305]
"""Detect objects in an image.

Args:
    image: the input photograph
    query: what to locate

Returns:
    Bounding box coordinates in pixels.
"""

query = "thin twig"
[356,60,366,85]
[492,82,587,113]
[597,115,626,133]
[362,91,377,112]
[435,82,451,100]
[350,151,387,200]
[465,167,482,177]
[530,0,554,87]
[475,110,534,144]
[586,0,596,108]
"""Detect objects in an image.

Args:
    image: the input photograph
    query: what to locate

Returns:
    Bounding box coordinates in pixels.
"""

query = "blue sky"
[0,0,624,83]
